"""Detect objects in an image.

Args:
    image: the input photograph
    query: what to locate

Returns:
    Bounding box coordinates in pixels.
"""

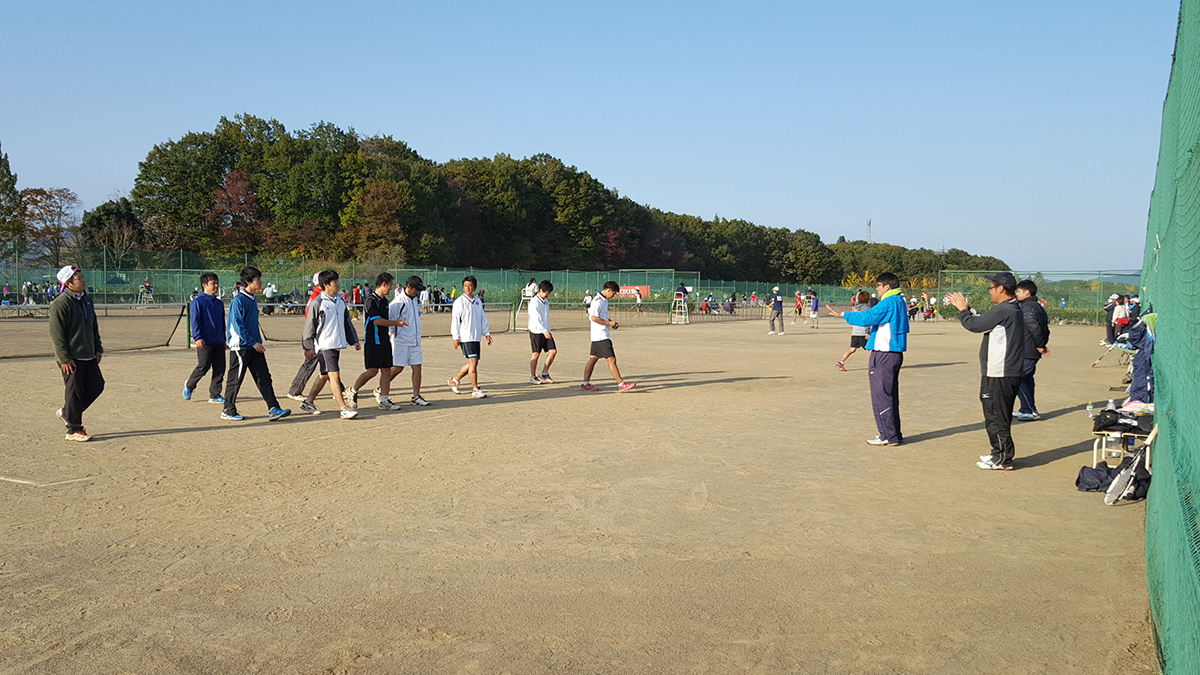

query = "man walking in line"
[767,286,785,335]
[287,272,326,401]
[945,272,1025,470]
[827,273,909,446]
[49,265,104,441]
[1014,279,1050,422]
[222,267,292,422]
[184,272,227,404]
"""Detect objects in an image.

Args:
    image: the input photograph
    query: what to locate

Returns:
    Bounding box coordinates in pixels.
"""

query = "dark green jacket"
[49,291,103,364]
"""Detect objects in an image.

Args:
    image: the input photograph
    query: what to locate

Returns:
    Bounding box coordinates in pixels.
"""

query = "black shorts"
[460,341,482,360]
[529,331,557,353]
[317,349,341,375]
[850,335,868,349]
[364,342,393,370]
[590,339,616,359]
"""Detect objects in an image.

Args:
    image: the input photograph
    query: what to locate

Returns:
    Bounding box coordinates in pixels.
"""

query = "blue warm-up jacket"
[843,290,909,352]
[227,289,263,350]
[190,292,226,345]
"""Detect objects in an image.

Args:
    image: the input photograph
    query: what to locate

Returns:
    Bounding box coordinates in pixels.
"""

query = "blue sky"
[0,1,1180,271]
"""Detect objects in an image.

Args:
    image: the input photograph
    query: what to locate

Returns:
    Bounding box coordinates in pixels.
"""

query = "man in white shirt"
[527,280,557,384]
[581,281,636,392]
[582,291,593,308]
[449,275,492,399]
[387,275,430,406]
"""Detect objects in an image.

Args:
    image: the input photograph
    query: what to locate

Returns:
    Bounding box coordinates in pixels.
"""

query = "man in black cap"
[945,272,1025,470]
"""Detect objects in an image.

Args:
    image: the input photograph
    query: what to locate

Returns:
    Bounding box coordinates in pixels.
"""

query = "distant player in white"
[580,281,636,392]
[635,288,644,316]
[388,275,430,406]
[528,280,557,384]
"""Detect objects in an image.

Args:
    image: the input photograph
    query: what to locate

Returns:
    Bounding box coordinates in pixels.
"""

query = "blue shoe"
[183,386,192,401]
[268,407,291,421]
[208,396,225,404]
[220,411,244,421]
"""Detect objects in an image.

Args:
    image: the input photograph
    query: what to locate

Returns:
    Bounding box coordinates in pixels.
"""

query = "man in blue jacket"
[184,272,227,404]
[827,272,909,446]
[222,267,291,422]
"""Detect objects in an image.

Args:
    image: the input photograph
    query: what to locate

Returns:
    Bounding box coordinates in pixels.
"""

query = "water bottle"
[1107,399,1116,410]
[1086,401,1094,418]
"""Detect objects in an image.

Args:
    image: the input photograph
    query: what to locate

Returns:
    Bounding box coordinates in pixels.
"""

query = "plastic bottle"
[1086,401,1094,418]
[1107,399,1116,410]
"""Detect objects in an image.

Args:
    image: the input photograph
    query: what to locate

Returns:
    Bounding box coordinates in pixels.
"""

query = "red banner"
[619,285,650,298]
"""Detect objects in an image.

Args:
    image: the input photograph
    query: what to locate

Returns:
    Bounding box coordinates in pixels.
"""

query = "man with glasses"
[945,272,1025,470]
[827,272,909,446]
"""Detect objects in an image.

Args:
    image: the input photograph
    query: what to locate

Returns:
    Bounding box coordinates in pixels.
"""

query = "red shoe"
[837,361,846,371]
[618,382,636,392]
[580,383,600,391]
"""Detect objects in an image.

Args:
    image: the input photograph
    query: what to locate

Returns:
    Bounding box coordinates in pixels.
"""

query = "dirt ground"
[0,315,1157,674]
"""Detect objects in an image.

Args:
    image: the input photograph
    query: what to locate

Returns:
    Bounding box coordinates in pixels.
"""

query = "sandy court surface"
[0,316,1155,674]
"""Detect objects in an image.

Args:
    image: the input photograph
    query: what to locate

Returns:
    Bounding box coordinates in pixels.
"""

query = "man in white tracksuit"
[449,275,492,399]
[527,279,557,384]
[388,275,430,407]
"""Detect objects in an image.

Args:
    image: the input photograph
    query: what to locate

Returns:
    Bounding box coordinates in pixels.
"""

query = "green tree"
[81,197,145,269]
[22,187,82,268]
[0,141,21,244]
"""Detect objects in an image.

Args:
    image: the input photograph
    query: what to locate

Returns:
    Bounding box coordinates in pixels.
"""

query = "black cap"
[984,271,1018,289]
[406,275,425,291]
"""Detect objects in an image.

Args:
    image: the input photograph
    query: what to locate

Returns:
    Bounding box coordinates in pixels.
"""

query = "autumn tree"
[203,170,269,256]
[81,197,145,269]
[22,188,82,268]
[340,180,407,262]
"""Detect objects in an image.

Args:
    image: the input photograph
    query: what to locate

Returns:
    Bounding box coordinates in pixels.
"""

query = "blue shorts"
[460,341,481,360]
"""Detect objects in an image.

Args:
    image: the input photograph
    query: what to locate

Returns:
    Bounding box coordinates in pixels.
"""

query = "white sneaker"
[767,331,776,335]
[56,408,66,426]
[779,331,785,335]
[448,378,460,394]
[287,393,306,402]
[378,399,403,411]
[373,387,382,403]
[471,389,487,399]
[346,388,359,409]
[340,407,358,419]
[410,395,431,406]
[529,376,542,385]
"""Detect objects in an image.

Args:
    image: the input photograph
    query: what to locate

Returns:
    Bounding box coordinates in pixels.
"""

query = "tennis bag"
[1091,410,1153,435]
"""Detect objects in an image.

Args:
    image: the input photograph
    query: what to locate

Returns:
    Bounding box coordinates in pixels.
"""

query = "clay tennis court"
[1,317,1155,673]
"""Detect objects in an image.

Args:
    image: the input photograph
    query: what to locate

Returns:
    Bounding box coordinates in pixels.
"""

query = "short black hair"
[318,269,339,288]
[1016,280,1038,296]
[462,275,478,287]
[375,272,394,288]
[602,280,620,293]
[876,272,899,289]
[539,280,554,293]
[239,266,262,285]
[199,272,218,287]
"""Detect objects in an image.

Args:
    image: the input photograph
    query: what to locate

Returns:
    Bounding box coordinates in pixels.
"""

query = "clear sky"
[0,1,1181,271]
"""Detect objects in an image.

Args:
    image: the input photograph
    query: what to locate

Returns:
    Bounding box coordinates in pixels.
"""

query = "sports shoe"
[976,456,1013,471]
[378,399,403,411]
[340,407,358,419]
[220,411,244,421]
[182,386,192,401]
[580,383,600,391]
[471,389,487,399]
[1029,412,1042,420]
[1014,412,1035,422]
[300,401,320,415]
[56,408,66,426]
[347,388,359,409]
[866,436,901,446]
[837,361,846,371]
[373,387,383,403]
[208,396,225,404]
[779,331,785,335]
[767,331,776,335]
[268,407,291,421]
[287,393,306,402]
[410,395,431,406]
[65,429,92,442]
[529,376,542,385]
[618,381,637,392]
[539,373,555,384]
[448,378,460,394]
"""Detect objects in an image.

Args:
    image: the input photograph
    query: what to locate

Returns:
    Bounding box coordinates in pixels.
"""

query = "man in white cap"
[767,286,785,335]
[287,272,328,400]
[1102,293,1119,345]
[48,265,103,441]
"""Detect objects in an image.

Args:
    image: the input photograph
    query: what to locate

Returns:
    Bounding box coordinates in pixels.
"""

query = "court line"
[0,474,102,488]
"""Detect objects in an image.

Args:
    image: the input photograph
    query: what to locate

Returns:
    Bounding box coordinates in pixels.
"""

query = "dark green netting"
[1142,2,1200,672]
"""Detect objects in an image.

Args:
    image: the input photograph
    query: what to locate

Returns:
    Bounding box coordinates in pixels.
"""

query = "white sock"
[582,381,590,385]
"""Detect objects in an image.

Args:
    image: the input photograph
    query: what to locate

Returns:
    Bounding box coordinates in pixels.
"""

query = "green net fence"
[1141,2,1200,672]
[938,270,1142,324]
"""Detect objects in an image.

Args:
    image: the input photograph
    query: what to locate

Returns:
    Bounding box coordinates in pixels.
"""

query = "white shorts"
[810,311,819,318]
[392,344,423,367]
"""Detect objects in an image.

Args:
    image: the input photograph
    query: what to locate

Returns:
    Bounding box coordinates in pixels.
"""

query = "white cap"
[56,265,77,285]
[772,286,780,291]
[312,272,321,285]
[1109,293,1119,300]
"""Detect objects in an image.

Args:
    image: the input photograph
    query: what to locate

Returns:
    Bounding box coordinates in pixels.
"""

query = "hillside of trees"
[1,116,1008,284]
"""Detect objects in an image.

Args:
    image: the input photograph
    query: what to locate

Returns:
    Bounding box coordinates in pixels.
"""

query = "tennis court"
[0,318,1154,673]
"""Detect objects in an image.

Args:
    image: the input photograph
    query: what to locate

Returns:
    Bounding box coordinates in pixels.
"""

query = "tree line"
[0,116,1008,284]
